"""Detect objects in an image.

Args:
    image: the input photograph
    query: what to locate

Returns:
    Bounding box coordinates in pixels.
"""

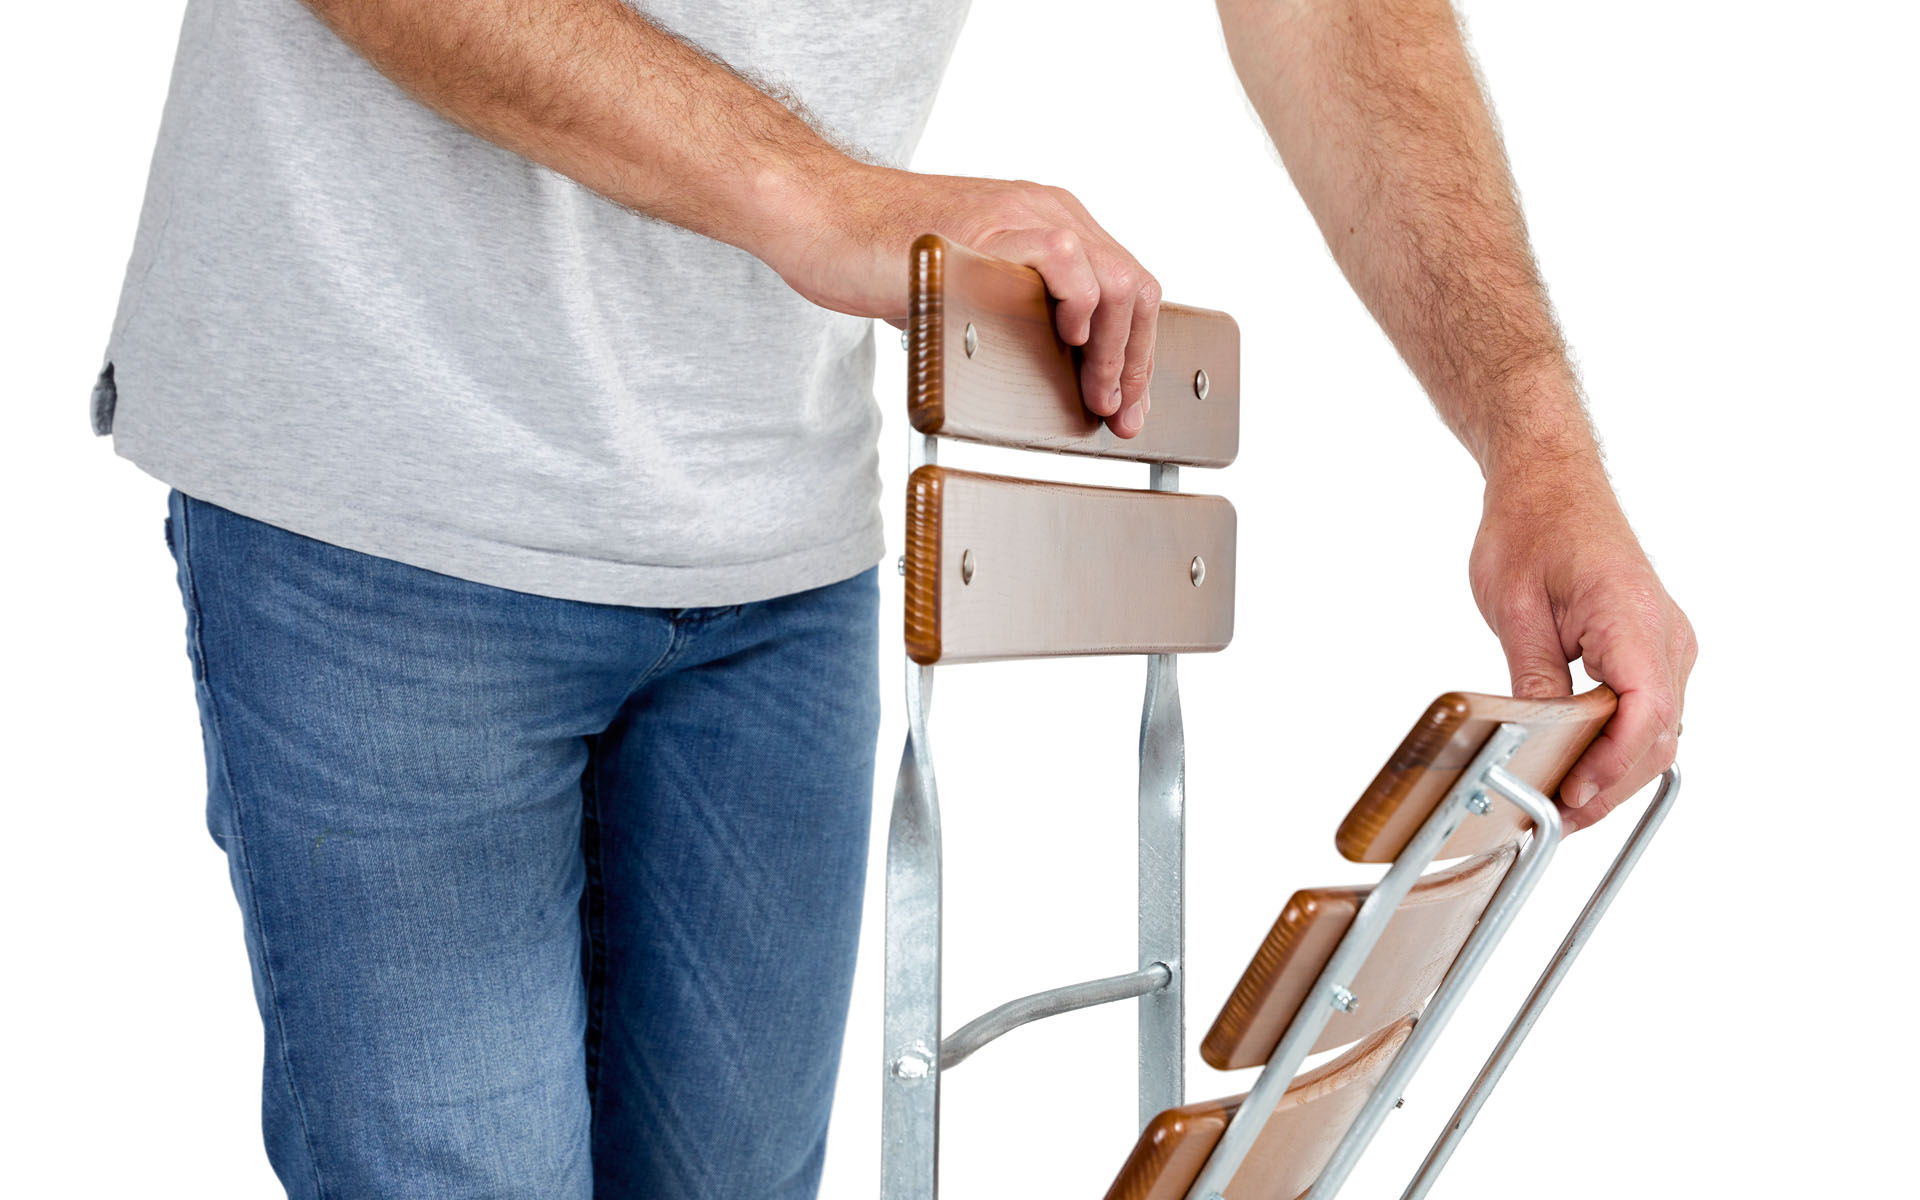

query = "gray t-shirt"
[96,0,971,606]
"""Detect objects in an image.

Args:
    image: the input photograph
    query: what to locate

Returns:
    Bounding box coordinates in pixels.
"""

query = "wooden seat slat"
[1103,1017,1415,1200]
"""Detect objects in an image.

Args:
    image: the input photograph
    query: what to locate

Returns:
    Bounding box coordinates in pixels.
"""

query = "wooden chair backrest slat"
[908,234,1241,467]
[1201,844,1517,1069]
[1102,1016,1416,1200]
[904,466,1236,665]
[1335,688,1617,863]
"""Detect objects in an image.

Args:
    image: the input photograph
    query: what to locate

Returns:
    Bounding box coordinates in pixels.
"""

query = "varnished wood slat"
[903,466,1235,665]
[1201,844,1517,1070]
[908,234,1241,466]
[1335,688,1617,864]
[1102,1017,1415,1200]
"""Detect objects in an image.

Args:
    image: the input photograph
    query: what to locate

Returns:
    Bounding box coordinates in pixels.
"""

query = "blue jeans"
[165,491,881,1199]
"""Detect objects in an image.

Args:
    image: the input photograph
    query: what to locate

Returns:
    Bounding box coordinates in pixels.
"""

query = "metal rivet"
[900,328,910,351]
[1331,985,1359,1013]
[964,322,978,358]
[1395,1097,1406,1109]
[1190,556,1206,587]
[960,549,975,585]
[891,1050,932,1081]
[1466,791,1491,816]
[896,554,906,577]
[1193,368,1210,400]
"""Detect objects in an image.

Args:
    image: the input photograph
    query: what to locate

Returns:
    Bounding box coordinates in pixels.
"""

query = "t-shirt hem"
[120,442,887,609]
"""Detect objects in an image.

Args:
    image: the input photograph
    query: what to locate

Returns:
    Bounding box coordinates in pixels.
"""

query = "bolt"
[891,1050,932,1081]
[1466,791,1491,816]
[1331,985,1359,1014]
[1395,1097,1406,1109]
[896,554,906,577]
[1193,368,1210,400]
[960,548,975,585]
[900,328,910,350]
[964,322,978,358]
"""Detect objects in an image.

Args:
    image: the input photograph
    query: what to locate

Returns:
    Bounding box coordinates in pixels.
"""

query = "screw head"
[960,548,975,585]
[964,322,978,358]
[891,1050,932,1081]
[1331,985,1360,1013]
[1190,555,1206,587]
[1193,368,1210,400]
[900,328,910,350]
[1466,791,1491,816]
[896,554,906,577]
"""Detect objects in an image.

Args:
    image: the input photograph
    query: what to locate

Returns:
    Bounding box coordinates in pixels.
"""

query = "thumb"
[1498,597,1575,700]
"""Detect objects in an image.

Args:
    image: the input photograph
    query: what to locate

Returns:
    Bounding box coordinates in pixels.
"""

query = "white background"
[3,2,1914,1197]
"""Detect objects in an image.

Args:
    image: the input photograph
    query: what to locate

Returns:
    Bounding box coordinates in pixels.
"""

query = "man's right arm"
[300,0,1163,436]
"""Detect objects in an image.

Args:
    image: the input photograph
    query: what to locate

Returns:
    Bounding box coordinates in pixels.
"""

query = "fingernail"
[1121,401,1144,432]
[1567,780,1597,809]
[1110,386,1123,415]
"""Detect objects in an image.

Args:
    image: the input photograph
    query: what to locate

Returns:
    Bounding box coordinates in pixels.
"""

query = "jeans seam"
[625,616,689,696]
[579,740,609,1139]
[177,497,330,1200]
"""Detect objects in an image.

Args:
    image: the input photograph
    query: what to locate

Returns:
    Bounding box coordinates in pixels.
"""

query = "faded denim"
[165,490,880,1199]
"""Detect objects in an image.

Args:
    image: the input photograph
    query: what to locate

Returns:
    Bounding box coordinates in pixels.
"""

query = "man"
[94,0,1696,1196]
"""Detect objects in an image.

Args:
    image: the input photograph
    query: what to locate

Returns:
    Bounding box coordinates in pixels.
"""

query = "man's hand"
[297,0,1157,439]
[1469,451,1697,833]
[764,164,1162,439]
[1216,0,1696,829]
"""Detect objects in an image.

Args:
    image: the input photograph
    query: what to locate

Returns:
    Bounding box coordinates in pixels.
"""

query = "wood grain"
[908,234,1240,467]
[1201,844,1518,1070]
[1101,1017,1415,1200]
[1334,688,1617,863]
[903,466,1235,665]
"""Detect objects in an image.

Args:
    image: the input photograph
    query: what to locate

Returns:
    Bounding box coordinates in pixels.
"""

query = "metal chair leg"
[881,665,942,1200]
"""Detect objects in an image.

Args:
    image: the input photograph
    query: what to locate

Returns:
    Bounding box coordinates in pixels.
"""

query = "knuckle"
[1104,263,1138,296]
[1136,274,1163,308]
[1043,228,1082,259]
[1511,670,1562,699]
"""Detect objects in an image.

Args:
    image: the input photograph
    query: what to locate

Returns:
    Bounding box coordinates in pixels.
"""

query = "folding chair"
[880,235,1682,1199]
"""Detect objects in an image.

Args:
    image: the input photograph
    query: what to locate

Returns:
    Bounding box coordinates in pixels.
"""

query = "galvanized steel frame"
[1184,729,1681,1200]
[880,443,1191,1200]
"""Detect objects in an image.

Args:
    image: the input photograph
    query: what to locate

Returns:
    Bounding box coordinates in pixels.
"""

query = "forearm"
[299,0,847,264]
[1217,0,1600,485]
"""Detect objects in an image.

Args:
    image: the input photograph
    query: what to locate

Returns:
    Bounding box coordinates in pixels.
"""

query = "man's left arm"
[1215,0,1696,832]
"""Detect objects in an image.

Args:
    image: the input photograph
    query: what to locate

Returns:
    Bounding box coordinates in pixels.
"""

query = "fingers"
[988,226,1102,361]
[1496,589,1575,701]
[1113,273,1162,438]
[1560,607,1685,823]
[973,196,1157,431]
[1560,729,1673,834]
[1074,254,1159,435]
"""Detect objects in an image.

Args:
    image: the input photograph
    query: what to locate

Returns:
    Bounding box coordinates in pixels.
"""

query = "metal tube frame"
[1300,751,1565,1199]
[1399,766,1682,1200]
[940,963,1172,1071]
[1186,736,1680,1200]
[1184,722,1539,1200]
[880,446,1191,1200]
